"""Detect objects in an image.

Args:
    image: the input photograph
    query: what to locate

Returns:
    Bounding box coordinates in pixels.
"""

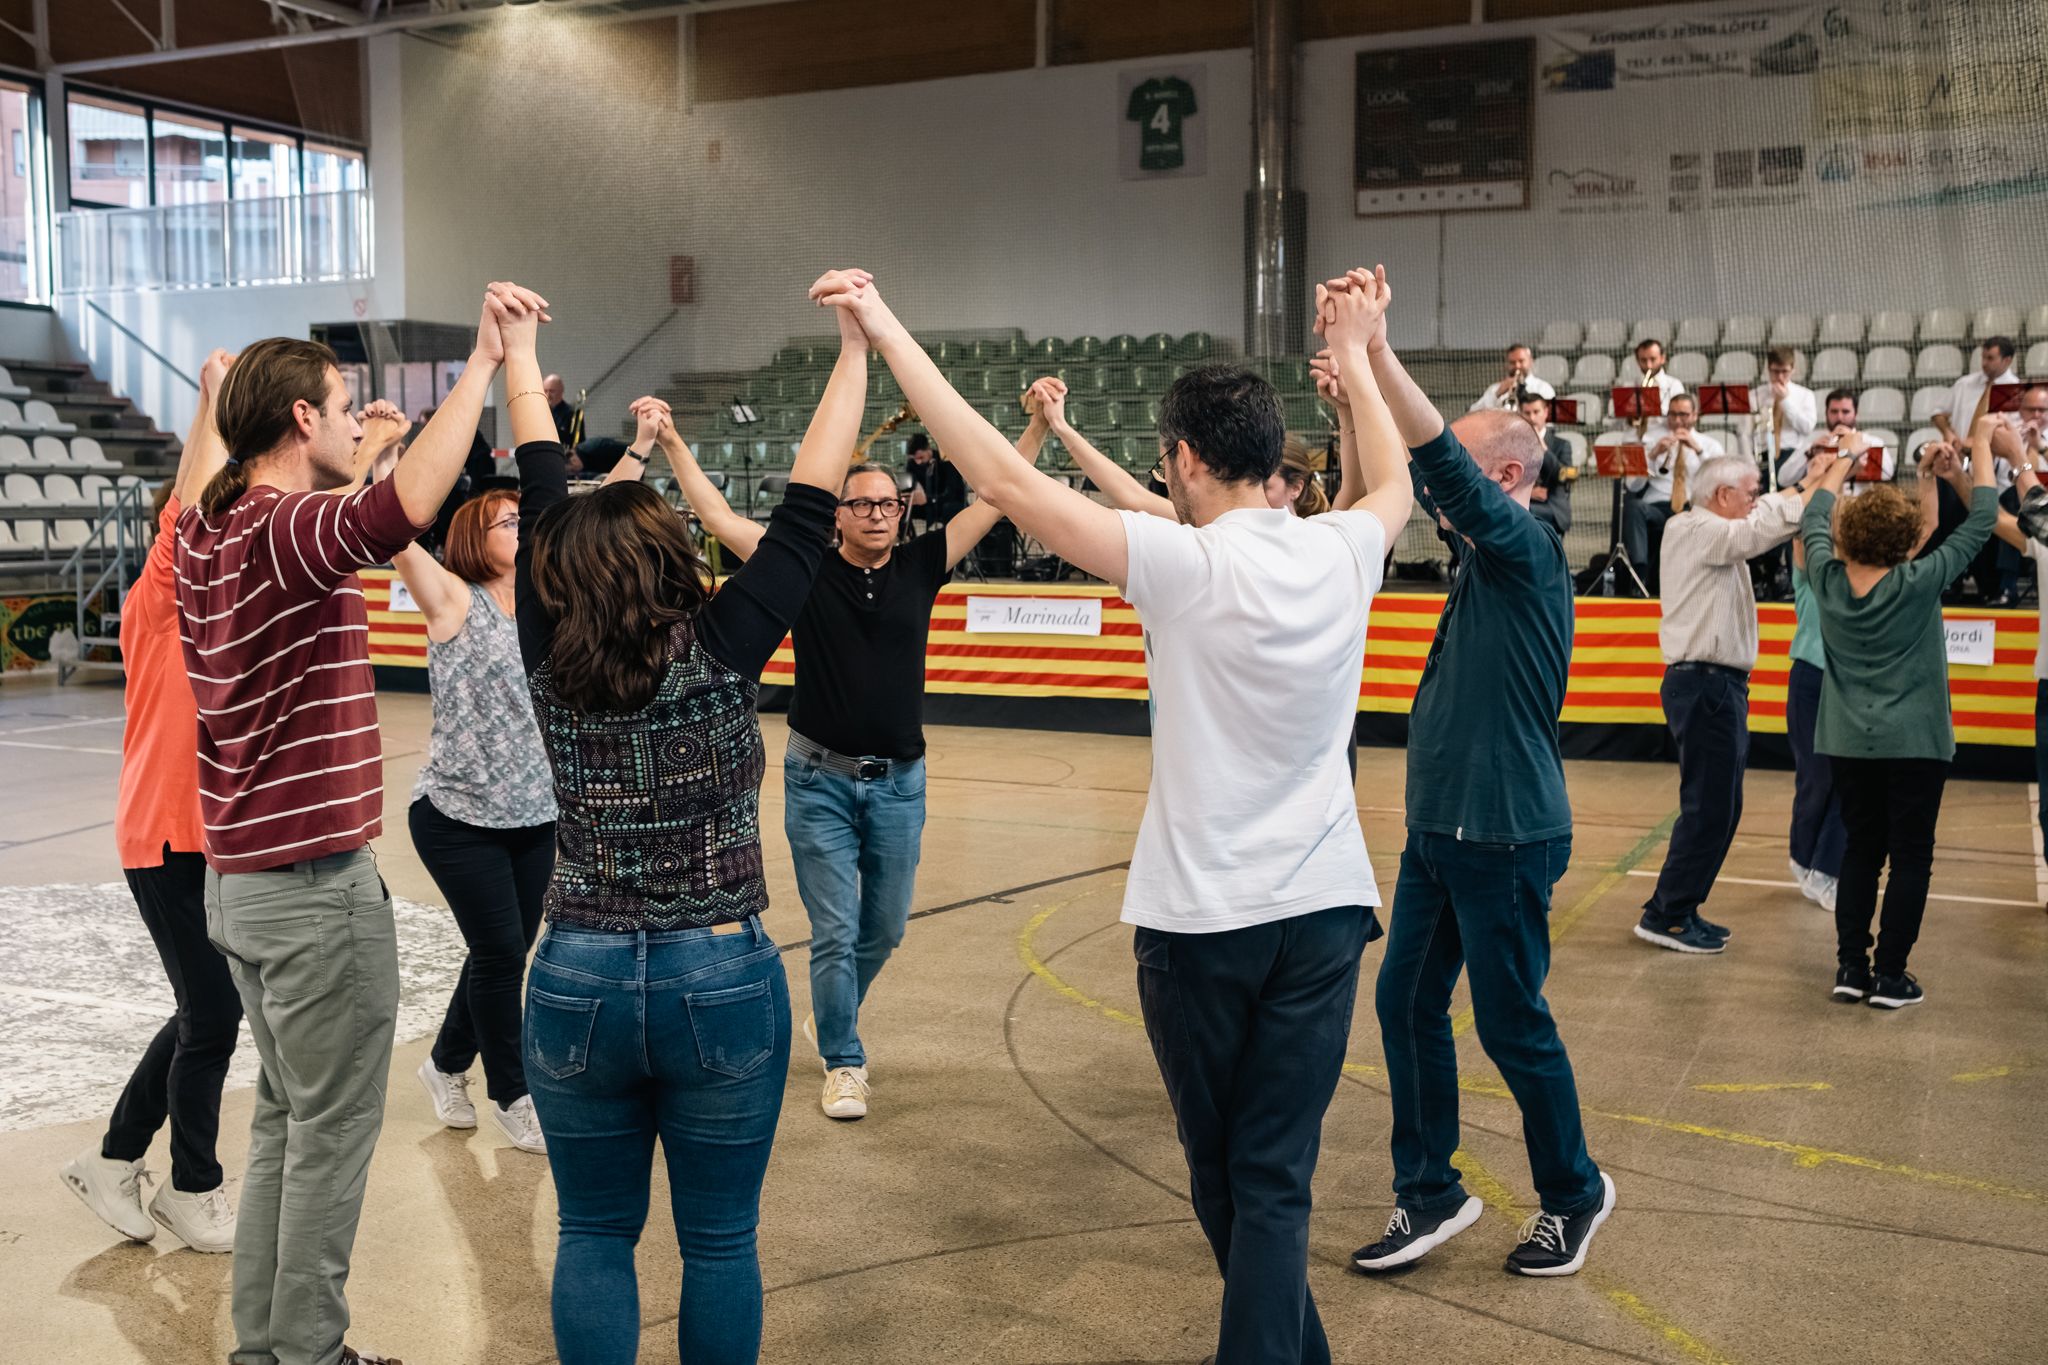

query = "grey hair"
[1451,409,1542,492]
[1690,455,1754,505]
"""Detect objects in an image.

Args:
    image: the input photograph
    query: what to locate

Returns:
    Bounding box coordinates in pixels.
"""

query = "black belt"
[788,731,901,781]
[1669,661,1750,681]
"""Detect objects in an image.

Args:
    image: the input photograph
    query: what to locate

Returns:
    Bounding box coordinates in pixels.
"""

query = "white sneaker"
[1802,869,1838,912]
[417,1058,476,1129]
[821,1066,870,1120]
[59,1147,156,1242]
[491,1095,547,1154]
[1788,857,1809,883]
[149,1183,236,1253]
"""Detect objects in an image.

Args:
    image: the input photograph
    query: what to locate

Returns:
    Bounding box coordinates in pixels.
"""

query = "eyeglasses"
[487,515,520,532]
[839,497,905,519]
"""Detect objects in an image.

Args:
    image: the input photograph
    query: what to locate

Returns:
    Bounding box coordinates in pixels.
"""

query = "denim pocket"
[527,988,600,1081]
[685,978,775,1078]
[890,760,927,800]
[783,753,820,789]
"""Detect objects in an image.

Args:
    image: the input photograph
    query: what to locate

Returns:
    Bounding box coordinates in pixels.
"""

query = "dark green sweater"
[1800,484,1996,762]
[1404,428,1575,844]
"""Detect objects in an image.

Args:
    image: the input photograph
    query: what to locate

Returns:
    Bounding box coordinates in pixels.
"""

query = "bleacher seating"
[1909,386,1952,423]
[1862,346,1912,382]
[1869,311,1918,343]
[1770,314,1816,347]
[1915,345,1966,381]
[1630,318,1671,347]
[1540,320,1582,350]
[1974,306,2021,340]
[1674,317,1719,348]
[1921,307,1968,343]
[1819,312,1865,345]
[1583,319,1628,351]
[1666,351,1710,387]
[2028,305,2048,339]
[1571,354,1617,388]
[1721,316,1768,349]
[1811,348,1859,385]
[1712,352,1760,384]
[1859,387,1908,424]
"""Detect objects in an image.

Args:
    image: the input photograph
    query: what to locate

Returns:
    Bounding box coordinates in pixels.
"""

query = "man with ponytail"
[176,281,548,1365]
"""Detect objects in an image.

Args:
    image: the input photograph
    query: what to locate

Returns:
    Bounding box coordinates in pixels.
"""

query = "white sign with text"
[965,596,1103,636]
[1943,618,1995,666]
[389,580,421,614]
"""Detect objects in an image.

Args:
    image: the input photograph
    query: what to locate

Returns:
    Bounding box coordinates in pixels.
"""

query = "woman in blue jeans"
[502,271,874,1364]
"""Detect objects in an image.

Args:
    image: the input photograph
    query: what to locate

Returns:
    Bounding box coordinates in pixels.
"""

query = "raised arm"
[1310,348,1365,512]
[651,403,766,560]
[1322,267,1416,543]
[601,399,660,487]
[1912,441,1953,556]
[347,399,408,492]
[171,349,236,509]
[395,283,545,526]
[390,541,472,643]
[1033,377,1175,521]
[818,275,1128,585]
[789,270,871,495]
[1357,278,1447,449]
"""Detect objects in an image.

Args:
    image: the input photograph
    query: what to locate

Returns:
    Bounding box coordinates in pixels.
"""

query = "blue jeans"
[1644,663,1750,923]
[1786,660,1846,878]
[1135,905,1373,1365]
[525,921,790,1365]
[1377,830,1603,1217]
[783,744,926,1069]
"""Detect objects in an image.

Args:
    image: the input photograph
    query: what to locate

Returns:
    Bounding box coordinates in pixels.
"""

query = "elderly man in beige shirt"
[1634,448,1839,955]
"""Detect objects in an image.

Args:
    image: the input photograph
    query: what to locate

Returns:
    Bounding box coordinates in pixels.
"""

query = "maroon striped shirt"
[175,478,424,873]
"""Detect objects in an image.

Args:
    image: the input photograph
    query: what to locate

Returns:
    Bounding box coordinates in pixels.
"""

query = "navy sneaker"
[1351,1195,1483,1272]
[1505,1172,1615,1277]
[1867,971,1923,1009]
[1831,962,1872,1003]
[1693,912,1731,940]
[1633,916,1726,954]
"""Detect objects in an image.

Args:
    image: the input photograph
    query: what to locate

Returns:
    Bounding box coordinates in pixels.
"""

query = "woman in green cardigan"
[1799,427,2001,1010]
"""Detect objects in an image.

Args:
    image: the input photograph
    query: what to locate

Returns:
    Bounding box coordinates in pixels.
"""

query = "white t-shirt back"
[1116,505,1386,933]
[2028,539,2048,680]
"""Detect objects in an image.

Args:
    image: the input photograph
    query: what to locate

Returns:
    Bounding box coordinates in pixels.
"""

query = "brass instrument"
[855,403,917,463]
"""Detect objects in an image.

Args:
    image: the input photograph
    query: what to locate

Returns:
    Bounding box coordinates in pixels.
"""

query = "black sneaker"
[1693,912,1731,940]
[1351,1195,1483,1272]
[1633,917,1725,954]
[1831,963,1872,1003]
[1504,1172,1615,1277]
[1867,971,1923,1009]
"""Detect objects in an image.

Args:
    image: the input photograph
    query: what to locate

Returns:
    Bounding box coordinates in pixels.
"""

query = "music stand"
[1588,438,1652,597]
[729,398,761,516]
[1989,383,2027,414]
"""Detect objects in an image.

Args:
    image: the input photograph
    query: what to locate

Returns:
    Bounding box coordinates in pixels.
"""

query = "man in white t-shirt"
[823,270,1416,1361]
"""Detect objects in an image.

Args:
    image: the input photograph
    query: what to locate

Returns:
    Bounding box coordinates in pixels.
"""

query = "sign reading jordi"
[965,596,1103,637]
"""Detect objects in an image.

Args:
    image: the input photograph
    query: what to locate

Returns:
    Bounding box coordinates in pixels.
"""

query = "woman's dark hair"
[1834,483,1921,568]
[200,337,339,518]
[528,483,713,712]
[1158,364,1285,485]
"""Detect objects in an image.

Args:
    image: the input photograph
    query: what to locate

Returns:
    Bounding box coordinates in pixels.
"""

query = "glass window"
[304,142,365,195]
[152,111,226,206]
[231,127,297,200]
[69,94,149,208]
[0,81,40,301]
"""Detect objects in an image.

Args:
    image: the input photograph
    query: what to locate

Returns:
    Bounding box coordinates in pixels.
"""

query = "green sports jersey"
[1127,76,1198,172]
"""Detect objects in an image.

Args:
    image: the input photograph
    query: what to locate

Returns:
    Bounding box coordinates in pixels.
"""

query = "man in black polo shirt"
[647,398,1024,1118]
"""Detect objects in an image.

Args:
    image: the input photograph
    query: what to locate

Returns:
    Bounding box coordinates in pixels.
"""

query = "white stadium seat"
[1557,430,1589,467]
[0,365,29,400]
[1531,354,1571,389]
[1858,387,1907,424]
[1914,344,1965,381]
[78,474,112,502]
[1675,317,1719,348]
[2027,340,2048,378]
[1920,308,1967,343]
[1666,351,1710,387]
[0,433,29,466]
[1974,305,2021,340]
[1540,320,1582,350]
[71,436,118,470]
[34,435,79,468]
[1810,348,1859,384]
[41,472,81,504]
[1909,385,1952,423]
[23,399,75,435]
[50,519,92,549]
[0,521,15,549]
[2,472,41,505]
[1583,319,1628,351]
[1819,312,1865,345]
[1711,351,1759,384]
[116,472,145,488]
[1904,426,1942,459]
[1564,390,1604,424]
[0,399,24,431]
[1862,346,1911,382]
[1571,354,1617,388]
[1631,317,1672,347]
[1769,314,1816,347]
[2027,304,2048,339]
[1721,316,1768,348]
[1868,311,1917,344]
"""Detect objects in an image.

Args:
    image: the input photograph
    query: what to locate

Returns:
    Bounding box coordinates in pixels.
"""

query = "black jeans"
[1644,664,1750,923]
[1622,494,1672,593]
[1134,905,1373,1365]
[2037,681,2048,865]
[409,797,555,1104]
[1785,660,1847,878]
[105,848,243,1192]
[1832,757,1949,977]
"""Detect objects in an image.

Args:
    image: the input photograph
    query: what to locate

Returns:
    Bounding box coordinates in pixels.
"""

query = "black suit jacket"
[1533,430,1573,534]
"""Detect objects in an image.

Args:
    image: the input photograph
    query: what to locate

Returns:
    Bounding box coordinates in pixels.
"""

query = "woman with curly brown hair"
[1800,430,1998,1009]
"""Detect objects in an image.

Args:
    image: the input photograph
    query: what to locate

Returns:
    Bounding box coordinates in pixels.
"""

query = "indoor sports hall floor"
[1,673,2043,1364]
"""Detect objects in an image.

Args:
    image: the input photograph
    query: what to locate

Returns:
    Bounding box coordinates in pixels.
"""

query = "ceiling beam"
[267,0,369,24]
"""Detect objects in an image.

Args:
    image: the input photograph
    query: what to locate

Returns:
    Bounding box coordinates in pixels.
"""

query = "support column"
[1243,0,1305,359]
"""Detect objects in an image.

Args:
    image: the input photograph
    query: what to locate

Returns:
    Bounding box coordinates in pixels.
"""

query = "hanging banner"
[1537,9,1819,92]
[1119,65,1207,181]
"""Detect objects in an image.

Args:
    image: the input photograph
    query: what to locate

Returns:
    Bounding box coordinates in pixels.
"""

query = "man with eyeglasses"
[1635,449,1834,954]
[649,404,1022,1119]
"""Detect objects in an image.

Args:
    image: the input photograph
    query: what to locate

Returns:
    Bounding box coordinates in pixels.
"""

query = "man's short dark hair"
[1634,337,1666,355]
[1157,364,1286,485]
[905,433,932,454]
[1825,387,1856,407]
[1984,335,2017,360]
[1766,345,1797,369]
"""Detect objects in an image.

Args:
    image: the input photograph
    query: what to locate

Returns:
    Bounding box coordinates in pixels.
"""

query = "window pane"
[69,94,148,208]
[0,82,36,300]
[231,127,297,200]
[153,111,226,206]
[304,142,365,194]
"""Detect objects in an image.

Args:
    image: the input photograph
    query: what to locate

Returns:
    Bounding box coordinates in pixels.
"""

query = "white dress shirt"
[1947,366,2021,435]
[1626,426,1722,502]
[1657,492,1806,669]
[1751,380,1819,455]
[1469,373,1556,412]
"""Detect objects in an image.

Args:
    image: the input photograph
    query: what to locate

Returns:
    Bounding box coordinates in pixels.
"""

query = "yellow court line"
[1449,808,1679,1038]
[1691,1082,1833,1093]
[1952,1066,2016,1083]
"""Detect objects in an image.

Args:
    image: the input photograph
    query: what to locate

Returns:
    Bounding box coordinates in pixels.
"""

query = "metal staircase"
[54,481,154,682]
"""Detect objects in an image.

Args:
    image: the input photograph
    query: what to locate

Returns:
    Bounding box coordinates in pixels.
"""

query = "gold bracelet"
[508,389,547,404]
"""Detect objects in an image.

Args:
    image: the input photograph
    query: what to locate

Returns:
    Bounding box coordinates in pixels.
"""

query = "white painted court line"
[0,716,124,738]
[0,739,121,755]
[1623,869,2040,910]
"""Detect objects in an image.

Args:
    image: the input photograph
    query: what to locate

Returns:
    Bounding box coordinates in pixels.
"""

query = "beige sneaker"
[59,1148,155,1242]
[821,1066,870,1120]
[149,1182,236,1253]
[417,1058,476,1129]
